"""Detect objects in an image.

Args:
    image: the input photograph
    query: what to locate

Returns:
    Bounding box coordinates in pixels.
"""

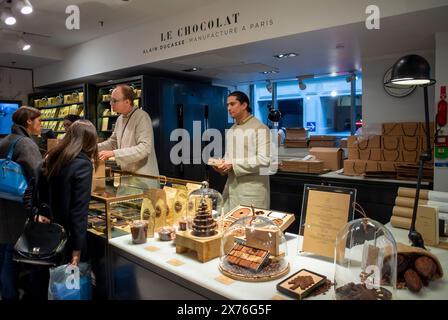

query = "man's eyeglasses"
[110,98,125,104]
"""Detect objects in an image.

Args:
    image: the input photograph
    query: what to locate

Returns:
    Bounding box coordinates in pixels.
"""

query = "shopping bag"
[48,262,92,300]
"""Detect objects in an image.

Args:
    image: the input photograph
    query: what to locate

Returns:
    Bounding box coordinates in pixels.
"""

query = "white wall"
[434,32,448,191]
[34,0,448,86]
[0,67,33,105]
[362,51,436,133]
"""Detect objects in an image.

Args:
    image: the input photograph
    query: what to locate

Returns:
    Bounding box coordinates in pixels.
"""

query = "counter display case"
[88,173,202,240]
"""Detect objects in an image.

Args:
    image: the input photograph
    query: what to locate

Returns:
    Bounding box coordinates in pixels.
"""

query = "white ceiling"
[1,2,447,87]
[0,0,215,48]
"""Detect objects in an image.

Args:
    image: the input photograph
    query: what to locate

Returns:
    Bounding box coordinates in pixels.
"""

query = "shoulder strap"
[6,136,25,160]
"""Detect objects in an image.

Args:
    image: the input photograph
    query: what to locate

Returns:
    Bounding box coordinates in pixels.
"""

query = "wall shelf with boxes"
[29,83,96,138]
[95,76,144,139]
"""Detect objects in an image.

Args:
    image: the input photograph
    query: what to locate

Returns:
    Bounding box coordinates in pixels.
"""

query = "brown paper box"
[382,136,401,150]
[347,148,359,160]
[358,149,371,160]
[401,122,420,137]
[416,205,439,246]
[309,135,336,141]
[369,148,383,161]
[343,160,379,175]
[378,161,397,172]
[308,140,335,148]
[417,122,435,137]
[382,123,403,136]
[245,227,281,256]
[357,135,382,150]
[347,136,358,149]
[400,136,420,151]
[340,138,347,148]
[402,150,419,163]
[382,149,402,161]
[309,147,343,170]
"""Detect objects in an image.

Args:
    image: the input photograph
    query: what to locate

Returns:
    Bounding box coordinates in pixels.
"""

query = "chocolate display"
[288,276,314,290]
[130,220,148,244]
[226,244,270,272]
[335,282,392,300]
[276,269,327,300]
[191,197,217,237]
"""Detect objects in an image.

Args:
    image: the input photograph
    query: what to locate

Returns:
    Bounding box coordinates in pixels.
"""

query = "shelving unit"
[95,76,145,139]
[29,83,96,138]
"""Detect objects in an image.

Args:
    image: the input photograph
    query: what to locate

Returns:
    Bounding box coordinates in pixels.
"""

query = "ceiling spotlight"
[274,52,298,59]
[330,72,338,77]
[18,37,31,51]
[331,90,338,97]
[1,7,16,25]
[16,0,33,15]
[266,80,273,93]
[260,70,278,75]
[298,79,306,90]
[182,67,200,72]
[297,74,314,90]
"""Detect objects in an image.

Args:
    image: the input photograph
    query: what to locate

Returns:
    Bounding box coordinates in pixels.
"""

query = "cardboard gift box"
[343,160,379,176]
[285,128,308,140]
[382,136,401,150]
[377,161,398,172]
[309,147,343,170]
[357,135,382,149]
[402,150,420,163]
[347,148,359,160]
[400,136,420,151]
[308,140,335,147]
[382,149,402,162]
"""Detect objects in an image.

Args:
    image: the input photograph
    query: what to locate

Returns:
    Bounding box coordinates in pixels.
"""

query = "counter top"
[108,224,447,300]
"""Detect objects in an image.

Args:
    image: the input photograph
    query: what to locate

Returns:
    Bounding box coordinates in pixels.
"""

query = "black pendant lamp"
[388,54,436,249]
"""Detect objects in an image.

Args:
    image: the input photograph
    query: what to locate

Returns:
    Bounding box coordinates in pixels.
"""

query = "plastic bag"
[48,262,92,300]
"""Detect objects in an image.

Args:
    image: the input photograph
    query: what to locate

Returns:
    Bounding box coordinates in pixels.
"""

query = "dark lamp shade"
[390,54,435,86]
[268,109,281,122]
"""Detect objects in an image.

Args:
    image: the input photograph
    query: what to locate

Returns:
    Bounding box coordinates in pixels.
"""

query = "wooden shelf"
[100,115,119,118]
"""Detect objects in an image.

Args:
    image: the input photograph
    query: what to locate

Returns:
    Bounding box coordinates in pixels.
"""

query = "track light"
[297,74,314,90]
[18,37,31,51]
[16,0,33,15]
[1,7,16,25]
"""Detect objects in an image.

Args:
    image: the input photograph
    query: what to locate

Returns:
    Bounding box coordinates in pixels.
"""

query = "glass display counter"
[88,173,203,240]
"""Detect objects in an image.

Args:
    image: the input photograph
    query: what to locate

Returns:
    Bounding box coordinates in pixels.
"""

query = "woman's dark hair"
[44,119,98,179]
[115,84,135,104]
[228,91,251,112]
[64,114,81,123]
[12,106,41,127]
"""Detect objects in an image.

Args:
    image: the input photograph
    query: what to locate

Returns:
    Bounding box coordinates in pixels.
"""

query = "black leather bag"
[14,203,67,266]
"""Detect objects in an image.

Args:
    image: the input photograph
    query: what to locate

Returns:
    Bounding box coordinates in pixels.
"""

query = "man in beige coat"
[214,91,271,213]
[98,84,159,188]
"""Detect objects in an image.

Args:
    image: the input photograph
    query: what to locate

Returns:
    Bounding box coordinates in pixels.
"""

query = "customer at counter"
[0,106,43,300]
[213,91,271,212]
[97,84,159,187]
[62,114,81,132]
[31,120,98,299]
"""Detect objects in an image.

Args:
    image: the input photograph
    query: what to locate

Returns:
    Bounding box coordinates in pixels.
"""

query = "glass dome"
[334,218,397,300]
[219,215,289,281]
[185,181,223,234]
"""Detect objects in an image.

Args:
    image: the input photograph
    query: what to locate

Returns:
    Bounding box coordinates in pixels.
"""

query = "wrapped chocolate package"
[163,186,178,226]
[142,198,156,238]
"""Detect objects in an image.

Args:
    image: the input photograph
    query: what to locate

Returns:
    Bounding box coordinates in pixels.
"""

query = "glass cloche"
[185,181,223,235]
[334,217,397,300]
[219,215,289,281]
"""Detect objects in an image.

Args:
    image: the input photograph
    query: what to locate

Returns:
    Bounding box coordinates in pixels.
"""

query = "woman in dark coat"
[43,119,98,265]
[0,106,43,300]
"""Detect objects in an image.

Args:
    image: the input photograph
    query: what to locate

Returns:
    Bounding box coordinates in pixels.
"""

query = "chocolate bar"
[226,244,270,272]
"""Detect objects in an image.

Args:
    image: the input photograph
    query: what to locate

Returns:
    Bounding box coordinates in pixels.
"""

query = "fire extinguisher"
[435,86,448,160]
[436,86,447,127]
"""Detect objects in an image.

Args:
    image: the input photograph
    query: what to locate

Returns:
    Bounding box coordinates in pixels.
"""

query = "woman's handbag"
[14,203,67,266]
[0,136,28,202]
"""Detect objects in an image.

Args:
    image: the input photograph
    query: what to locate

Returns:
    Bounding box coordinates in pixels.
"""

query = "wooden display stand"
[175,230,223,263]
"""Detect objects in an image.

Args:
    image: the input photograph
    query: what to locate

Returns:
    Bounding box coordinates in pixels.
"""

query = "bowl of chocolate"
[130,220,148,244]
